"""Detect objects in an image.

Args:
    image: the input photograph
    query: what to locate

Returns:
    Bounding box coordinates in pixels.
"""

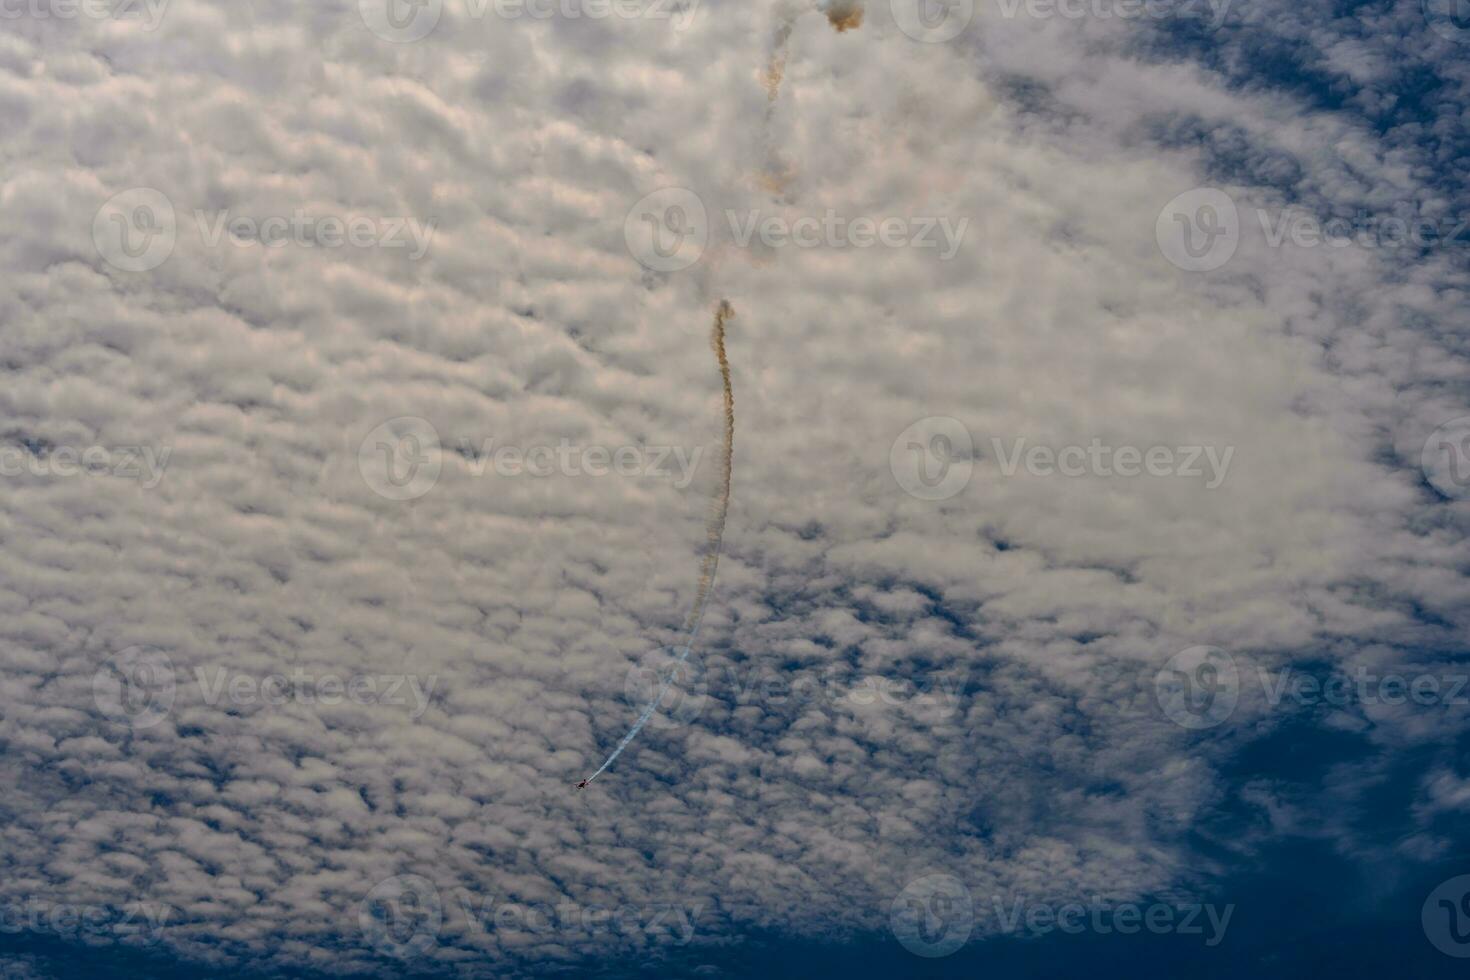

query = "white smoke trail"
[583,301,735,785]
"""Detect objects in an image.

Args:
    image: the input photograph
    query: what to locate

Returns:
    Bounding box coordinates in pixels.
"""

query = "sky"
[1,0,1469,976]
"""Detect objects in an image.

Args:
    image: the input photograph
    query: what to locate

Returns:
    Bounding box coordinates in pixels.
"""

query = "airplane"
[576,780,589,790]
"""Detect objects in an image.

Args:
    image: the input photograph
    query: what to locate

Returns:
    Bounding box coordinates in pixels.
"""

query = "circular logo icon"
[358,416,442,501]
[623,187,708,273]
[92,188,176,273]
[1423,875,1470,957]
[624,648,707,731]
[360,874,442,958]
[93,647,176,729]
[1156,188,1239,272]
[359,0,442,42]
[891,0,974,43]
[1155,645,1239,729]
[1422,416,1470,499]
[1424,0,1470,42]
[890,417,973,501]
[890,873,973,958]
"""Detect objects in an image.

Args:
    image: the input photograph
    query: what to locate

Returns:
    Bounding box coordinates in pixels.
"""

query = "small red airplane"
[576,780,589,790]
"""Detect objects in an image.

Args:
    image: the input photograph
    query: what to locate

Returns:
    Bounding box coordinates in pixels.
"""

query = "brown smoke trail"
[824,0,863,31]
[683,300,736,632]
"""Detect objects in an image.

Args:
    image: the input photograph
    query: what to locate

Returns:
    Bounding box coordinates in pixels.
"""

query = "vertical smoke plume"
[683,300,735,629]
[759,1,864,194]
[582,301,735,785]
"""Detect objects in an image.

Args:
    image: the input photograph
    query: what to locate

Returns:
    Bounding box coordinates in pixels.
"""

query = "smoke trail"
[583,301,735,785]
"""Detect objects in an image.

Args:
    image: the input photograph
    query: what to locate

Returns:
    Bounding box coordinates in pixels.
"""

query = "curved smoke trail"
[583,300,735,784]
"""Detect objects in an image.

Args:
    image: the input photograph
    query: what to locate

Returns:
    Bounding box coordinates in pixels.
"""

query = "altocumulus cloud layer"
[0,0,1467,975]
